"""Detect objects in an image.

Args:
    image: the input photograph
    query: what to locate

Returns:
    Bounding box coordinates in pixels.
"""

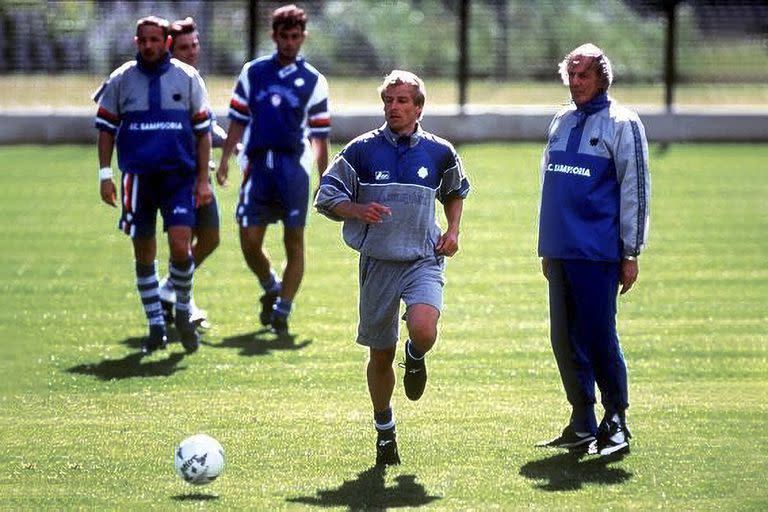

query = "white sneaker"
[158,276,176,304]
[189,298,210,330]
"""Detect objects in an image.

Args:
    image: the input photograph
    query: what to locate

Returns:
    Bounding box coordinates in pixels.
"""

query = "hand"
[100,179,117,207]
[436,228,459,257]
[541,257,549,279]
[355,202,391,224]
[619,258,639,295]
[216,160,229,186]
[196,179,213,207]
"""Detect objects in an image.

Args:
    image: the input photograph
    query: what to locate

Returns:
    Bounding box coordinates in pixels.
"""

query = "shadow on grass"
[205,329,312,357]
[287,465,441,509]
[519,451,632,491]
[170,492,219,501]
[65,337,187,380]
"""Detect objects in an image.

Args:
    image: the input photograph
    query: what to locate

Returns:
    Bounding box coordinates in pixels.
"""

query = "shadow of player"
[205,329,312,357]
[287,464,441,509]
[519,450,632,492]
[170,492,219,502]
[65,337,187,380]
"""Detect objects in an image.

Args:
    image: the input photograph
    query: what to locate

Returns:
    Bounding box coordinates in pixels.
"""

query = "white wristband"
[99,167,113,180]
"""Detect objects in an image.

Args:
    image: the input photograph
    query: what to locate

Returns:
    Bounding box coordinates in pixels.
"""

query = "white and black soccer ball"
[174,434,225,485]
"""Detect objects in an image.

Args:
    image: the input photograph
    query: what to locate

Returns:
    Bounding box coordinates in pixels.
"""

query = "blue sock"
[374,407,395,433]
[259,271,281,294]
[406,339,424,360]
[273,297,292,318]
[135,261,164,327]
[170,258,194,321]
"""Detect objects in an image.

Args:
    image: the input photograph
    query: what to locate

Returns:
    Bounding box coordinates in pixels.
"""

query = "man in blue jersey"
[536,44,650,456]
[216,4,330,335]
[95,16,212,355]
[315,70,470,466]
[155,16,227,330]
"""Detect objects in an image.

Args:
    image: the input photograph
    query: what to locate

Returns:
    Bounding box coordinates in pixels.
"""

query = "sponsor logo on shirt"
[547,163,591,177]
[375,171,390,181]
[128,122,183,131]
[173,206,188,215]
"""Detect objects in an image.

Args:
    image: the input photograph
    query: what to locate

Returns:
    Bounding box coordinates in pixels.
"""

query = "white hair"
[558,43,613,90]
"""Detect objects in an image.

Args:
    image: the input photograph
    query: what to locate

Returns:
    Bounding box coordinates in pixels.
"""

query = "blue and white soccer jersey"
[227,53,330,228]
[315,124,470,261]
[94,53,211,237]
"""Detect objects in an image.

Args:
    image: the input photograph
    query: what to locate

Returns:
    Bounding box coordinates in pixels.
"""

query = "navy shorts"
[119,171,196,238]
[236,150,310,229]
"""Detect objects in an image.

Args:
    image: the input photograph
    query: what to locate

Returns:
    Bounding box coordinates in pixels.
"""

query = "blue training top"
[94,52,211,175]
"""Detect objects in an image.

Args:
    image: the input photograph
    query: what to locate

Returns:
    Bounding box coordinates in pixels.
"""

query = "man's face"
[135,24,169,64]
[383,83,422,136]
[567,57,602,106]
[172,31,200,67]
[272,25,305,65]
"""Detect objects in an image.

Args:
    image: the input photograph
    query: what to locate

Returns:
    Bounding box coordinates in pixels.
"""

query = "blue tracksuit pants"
[546,259,628,434]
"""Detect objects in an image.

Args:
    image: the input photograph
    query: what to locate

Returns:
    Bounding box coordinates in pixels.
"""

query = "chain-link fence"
[1,0,766,86]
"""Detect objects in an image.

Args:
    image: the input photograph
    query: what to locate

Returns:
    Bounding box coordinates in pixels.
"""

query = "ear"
[165,35,172,49]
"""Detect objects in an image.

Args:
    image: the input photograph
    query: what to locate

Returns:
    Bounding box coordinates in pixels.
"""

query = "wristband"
[99,166,113,180]
[624,255,637,261]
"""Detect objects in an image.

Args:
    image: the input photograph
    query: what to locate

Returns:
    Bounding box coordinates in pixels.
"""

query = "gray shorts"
[356,254,445,349]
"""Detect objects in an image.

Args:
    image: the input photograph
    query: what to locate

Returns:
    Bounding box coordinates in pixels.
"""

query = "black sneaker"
[160,300,174,323]
[535,424,596,451]
[141,324,168,355]
[590,417,631,456]
[259,291,279,326]
[400,342,427,401]
[175,312,200,354]
[375,431,401,466]
[270,312,289,335]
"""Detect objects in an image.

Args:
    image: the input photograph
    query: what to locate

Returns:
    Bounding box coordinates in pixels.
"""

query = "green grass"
[0,143,766,510]
[1,75,767,109]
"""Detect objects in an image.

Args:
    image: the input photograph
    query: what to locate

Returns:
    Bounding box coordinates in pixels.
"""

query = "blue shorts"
[356,255,445,349]
[119,171,196,238]
[236,150,310,229]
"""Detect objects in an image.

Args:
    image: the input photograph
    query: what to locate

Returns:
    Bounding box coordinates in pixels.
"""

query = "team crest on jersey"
[375,171,390,181]
[278,63,297,79]
[271,94,282,107]
[417,166,429,179]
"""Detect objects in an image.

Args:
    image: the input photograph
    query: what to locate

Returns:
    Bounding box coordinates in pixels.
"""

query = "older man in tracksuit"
[536,44,651,456]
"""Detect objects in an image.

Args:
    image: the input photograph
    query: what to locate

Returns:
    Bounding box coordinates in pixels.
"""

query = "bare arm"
[216,120,246,186]
[195,132,212,207]
[435,196,464,257]
[97,130,117,207]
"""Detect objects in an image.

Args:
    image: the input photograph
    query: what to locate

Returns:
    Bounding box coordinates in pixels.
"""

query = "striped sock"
[170,258,195,322]
[135,261,164,327]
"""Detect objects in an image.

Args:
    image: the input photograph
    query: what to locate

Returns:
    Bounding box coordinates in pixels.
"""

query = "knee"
[409,323,437,347]
[369,348,395,371]
[169,239,190,262]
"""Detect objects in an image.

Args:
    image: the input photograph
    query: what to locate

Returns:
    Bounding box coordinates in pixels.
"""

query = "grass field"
[0,143,766,510]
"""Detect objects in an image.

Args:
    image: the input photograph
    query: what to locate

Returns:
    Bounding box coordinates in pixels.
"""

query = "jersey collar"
[381,122,424,148]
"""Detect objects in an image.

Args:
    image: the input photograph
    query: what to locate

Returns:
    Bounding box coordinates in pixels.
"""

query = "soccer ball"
[174,434,225,485]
